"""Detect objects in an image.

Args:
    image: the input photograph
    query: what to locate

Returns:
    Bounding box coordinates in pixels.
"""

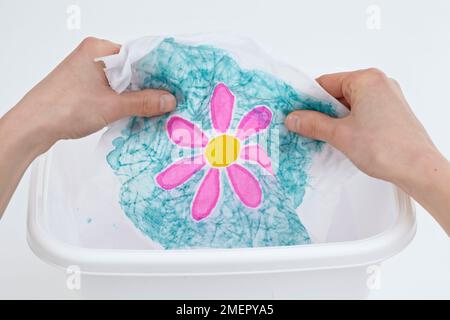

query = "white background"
[0,0,449,299]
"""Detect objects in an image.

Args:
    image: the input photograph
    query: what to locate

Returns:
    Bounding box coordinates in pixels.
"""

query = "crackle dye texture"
[107,38,337,249]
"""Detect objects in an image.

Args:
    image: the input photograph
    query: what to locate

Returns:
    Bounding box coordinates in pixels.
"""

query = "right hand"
[285,68,450,234]
[285,68,441,188]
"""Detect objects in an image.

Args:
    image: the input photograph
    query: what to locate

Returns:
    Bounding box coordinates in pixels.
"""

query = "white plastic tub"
[27,134,416,299]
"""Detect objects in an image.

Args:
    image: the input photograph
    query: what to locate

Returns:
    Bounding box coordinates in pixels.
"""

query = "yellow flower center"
[205,134,240,167]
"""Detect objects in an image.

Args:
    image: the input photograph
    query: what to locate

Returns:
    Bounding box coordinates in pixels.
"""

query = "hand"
[0,37,176,216]
[8,36,177,153]
[285,68,450,234]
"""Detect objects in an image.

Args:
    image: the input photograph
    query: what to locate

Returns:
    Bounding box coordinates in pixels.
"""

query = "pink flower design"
[156,83,273,221]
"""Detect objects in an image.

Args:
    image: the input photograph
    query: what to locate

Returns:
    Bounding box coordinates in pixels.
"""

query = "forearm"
[0,37,176,219]
[0,103,47,217]
[396,150,450,235]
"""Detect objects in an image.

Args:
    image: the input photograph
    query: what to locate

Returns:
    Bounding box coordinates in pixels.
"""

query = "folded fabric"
[98,34,354,249]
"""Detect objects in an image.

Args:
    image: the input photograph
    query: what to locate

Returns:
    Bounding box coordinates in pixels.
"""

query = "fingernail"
[285,114,300,131]
[159,94,176,113]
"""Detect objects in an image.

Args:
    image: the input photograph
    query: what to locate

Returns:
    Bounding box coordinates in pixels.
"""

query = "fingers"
[316,71,357,109]
[316,72,352,100]
[116,89,177,118]
[316,68,391,109]
[78,37,121,57]
[76,37,177,123]
[285,110,345,148]
[337,97,351,109]
[95,38,121,55]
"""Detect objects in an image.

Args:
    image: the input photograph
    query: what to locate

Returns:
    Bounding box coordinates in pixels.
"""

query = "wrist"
[1,101,56,162]
[393,146,450,234]
[394,147,450,197]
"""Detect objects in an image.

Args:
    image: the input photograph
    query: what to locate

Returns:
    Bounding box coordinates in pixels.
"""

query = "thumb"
[118,89,176,117]
[285,110,342,146]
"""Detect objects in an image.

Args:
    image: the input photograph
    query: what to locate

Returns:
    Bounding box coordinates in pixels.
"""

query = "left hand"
[0,37,177,217]
[11,36,177,153]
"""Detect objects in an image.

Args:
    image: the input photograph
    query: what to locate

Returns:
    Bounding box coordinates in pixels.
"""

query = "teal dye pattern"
[107,38,337,249]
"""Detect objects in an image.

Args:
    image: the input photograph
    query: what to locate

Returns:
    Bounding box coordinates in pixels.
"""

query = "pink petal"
[210,83,235,133]
[156,155,205,190]
[191,168,221,221]
[226,164,262,208]
[167,116,209,148]
[235,106,272,141]
[240,145,274,175]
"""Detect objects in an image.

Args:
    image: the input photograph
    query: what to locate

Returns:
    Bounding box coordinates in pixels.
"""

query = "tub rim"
[27,151,416,276]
